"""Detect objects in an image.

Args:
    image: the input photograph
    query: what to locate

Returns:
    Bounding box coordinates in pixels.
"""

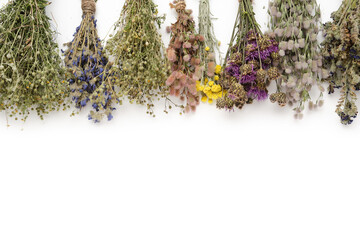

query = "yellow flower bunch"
[196,76,225,104]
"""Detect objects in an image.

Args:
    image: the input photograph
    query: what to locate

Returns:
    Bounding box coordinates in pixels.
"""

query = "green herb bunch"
[268,0,327,119]
[322,0,360,125]
[196,0,225,105]
[104,0,170,117]
[0,0,69,121]
[63,0,114,122]
[166,0,204,113]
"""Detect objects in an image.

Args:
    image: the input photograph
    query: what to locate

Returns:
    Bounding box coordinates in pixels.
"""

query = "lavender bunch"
[63,0,114,122]
[322,0,360,125]
[217,0,280,111]
[268,0,328,119]
[0,0,69,121]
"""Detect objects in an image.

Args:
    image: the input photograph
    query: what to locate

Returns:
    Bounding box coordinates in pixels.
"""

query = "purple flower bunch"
[227,31,279,101]
[217,2,280,112]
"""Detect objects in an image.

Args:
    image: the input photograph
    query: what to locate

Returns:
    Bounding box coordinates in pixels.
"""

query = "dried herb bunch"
[0,0,68,121]
[217,0,280,111]
[196,0,224,104]
[63,0,114,122]
[268,0,327,118]
[166,0,203,113]
[322,0,360,125]
[105,0,169,117]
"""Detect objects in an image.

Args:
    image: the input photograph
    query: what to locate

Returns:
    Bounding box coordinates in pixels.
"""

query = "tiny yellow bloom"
[208,81,215,87]
[204,78,209,84]
[196,81,205,92]
[204,86,211,92]
[201,96,208,102]
[196,81,201,91]
[215,65,222,74]
[214,75,219,81]
[211,85,222,93]
[205,46,210,51]
[208,98,213,104]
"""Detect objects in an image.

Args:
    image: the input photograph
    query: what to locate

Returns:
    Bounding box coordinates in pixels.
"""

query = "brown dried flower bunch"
[322,0,360,125]
[166,0,204,113]
[268,0,328,119]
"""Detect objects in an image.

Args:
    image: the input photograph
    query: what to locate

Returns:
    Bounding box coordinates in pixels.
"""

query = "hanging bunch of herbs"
[322,0,360,125]
[217,0,280,111]
[268,0,328,119]
[63,0,114,122]
[0,0,69,121]
[166,0,204,113]
[196,0,224,104]
[104,0,170,117]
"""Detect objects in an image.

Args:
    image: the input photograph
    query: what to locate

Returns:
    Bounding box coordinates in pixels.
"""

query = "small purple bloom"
[247,87,268,100]
[226,62,240,79]
[240,72,257,84]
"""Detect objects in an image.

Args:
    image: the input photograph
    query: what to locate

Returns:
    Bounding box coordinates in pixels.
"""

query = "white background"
[0,0,359,240]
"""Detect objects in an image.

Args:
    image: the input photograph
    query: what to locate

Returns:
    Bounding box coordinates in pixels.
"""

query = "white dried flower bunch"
[267,0,329,118]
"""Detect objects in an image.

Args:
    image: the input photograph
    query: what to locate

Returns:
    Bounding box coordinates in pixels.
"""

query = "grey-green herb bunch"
[322,0,360,125]
[268,0,328,119]
[196,0,225,104]
[63,0,114,122]
[0,0,69,121]
[105,0,170,117]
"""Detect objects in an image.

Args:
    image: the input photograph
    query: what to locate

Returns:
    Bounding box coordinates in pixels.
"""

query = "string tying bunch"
[171,0,186,12]
[81,0,96,15]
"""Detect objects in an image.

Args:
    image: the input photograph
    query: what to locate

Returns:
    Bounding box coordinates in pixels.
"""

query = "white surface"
[0,0,359,240]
